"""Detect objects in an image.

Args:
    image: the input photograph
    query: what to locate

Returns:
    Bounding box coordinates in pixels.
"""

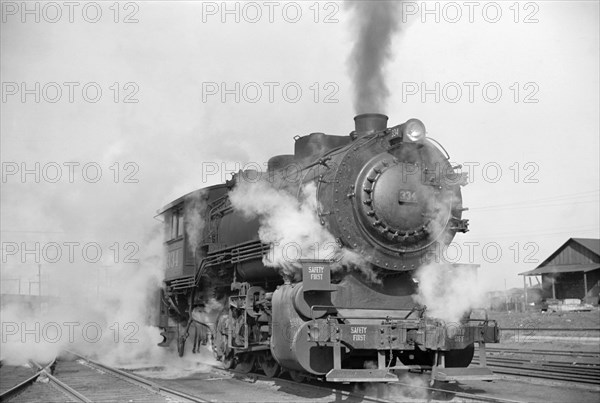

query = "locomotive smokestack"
[354,113,388,136]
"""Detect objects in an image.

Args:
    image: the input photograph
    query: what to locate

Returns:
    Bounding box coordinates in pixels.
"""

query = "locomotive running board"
[326,369,399,382]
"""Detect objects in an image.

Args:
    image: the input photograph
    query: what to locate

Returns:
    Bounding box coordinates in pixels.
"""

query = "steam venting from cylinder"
[354,113,388,135]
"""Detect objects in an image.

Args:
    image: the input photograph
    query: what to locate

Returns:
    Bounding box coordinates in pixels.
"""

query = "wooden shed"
[519,238,600,305]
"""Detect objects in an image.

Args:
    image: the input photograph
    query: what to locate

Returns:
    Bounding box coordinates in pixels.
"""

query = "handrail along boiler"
[156,114,499,383]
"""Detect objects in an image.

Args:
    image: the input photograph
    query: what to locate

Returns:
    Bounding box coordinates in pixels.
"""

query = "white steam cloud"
[228,177,377,282]
[354,373,429,401]
[229,179,337,279]
[413,263,486,323]
[0,232,165,366]
[184,190,207,256]
[1,231,220,375]
[346,0,402,114]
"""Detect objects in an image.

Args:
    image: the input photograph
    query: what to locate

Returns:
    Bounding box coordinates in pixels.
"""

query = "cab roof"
[156,183,227,216]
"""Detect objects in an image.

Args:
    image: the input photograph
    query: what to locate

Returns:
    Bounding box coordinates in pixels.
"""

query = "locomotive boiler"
[156,114,499,383]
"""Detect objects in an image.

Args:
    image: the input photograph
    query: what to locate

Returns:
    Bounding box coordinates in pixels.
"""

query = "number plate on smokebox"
[398,189,417,203]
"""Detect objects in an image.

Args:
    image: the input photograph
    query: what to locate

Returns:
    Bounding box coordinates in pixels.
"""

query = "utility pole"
[523,275,528,310]
[38,264,42,296]
[504,278,508,311]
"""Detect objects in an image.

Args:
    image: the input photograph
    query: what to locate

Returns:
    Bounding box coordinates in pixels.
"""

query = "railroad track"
[0,354,210,402]
[390,378,524,403]
[120,356,525,403]
[0,359,79,402]
[486,346,600,359]
[2,354,400,403]
[2,352,528,403]
[473,347,600,386]
[0,359,57,402]
[197,361,524,403]
[66,351,211,402]
[208,364,399,403]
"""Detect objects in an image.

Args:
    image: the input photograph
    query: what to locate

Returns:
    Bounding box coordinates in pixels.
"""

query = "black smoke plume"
[346,1,401,114]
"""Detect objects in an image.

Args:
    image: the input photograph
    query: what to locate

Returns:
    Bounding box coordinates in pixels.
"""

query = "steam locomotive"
[156,114,499,383]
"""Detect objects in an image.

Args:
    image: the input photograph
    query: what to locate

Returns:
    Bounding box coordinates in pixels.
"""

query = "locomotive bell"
[353,113,388,136]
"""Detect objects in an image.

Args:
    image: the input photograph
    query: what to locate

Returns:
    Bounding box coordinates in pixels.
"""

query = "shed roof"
[518,238,599,276]
[572,238,600,256]
[532,237,599,268]
[519,263,600,276]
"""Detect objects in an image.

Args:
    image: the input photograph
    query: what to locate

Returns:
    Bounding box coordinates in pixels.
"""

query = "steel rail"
[209,363,527,403]
[66,350,210,403]
[0,359,59,401]
[475,361,600,380]
[485,347,600,358]
[475,355,600,373]
[41,371,94,403]
[208,364,398,403]
[391,379,526,403]
[476,353,600,366]
[500,328,600,332]
[478,358,600,374]
[471,359,600,385]
[475,353,600,365]
[0,371,43,401]
[28,359,93,403]
[474,366,600,385]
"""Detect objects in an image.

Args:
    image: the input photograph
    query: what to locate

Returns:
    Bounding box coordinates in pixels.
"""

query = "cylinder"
[271,284,334,375]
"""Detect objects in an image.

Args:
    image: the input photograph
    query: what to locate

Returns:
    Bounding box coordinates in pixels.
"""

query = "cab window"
[171,214,177,239]
[177,213,184,237]
[169,209,184,240]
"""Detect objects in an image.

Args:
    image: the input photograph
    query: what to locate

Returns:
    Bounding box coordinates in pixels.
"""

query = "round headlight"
[403,118,426,142]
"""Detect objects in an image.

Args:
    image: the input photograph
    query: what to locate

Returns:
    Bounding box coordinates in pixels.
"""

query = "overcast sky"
[1,0,598,291]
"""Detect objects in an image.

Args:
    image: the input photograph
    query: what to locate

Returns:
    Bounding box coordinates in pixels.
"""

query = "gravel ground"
[487,310,600,350]
[490,310,600,331]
